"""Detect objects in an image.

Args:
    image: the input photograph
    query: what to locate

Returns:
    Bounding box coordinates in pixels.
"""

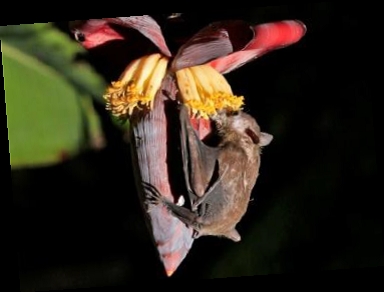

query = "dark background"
[12,5,379,290]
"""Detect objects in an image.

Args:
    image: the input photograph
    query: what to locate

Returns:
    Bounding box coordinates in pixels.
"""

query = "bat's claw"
[176,195,185,206]
[142,181,163,212]
[192,230,202,239]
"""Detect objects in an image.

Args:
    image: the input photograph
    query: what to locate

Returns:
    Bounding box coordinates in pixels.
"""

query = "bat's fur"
[145,105,273,242]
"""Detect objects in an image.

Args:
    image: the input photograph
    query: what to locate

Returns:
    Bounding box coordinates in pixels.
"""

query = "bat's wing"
[179,105,220,205]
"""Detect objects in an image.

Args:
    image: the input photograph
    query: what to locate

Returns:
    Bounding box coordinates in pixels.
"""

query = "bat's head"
[213,111,273,147]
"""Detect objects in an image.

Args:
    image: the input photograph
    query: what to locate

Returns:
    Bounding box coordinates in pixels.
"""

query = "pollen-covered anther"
[176,64,244,119]
[103,53,169,118]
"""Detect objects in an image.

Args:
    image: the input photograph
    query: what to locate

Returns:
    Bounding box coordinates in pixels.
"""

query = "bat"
[144,104,273,242]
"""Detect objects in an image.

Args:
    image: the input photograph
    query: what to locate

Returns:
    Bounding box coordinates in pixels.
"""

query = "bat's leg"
[197,200,208,217]
[191,165,229,211]
[142,181,200,230]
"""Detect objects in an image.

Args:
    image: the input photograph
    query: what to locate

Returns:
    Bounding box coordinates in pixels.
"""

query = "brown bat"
[144,104,273,242]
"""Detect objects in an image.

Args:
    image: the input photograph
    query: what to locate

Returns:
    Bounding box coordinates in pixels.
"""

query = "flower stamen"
[104,53,169,118]
[176,64,244,119]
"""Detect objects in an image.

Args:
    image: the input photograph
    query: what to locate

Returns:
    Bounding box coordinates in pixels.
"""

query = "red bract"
[208,20,307,74]
[71,17,305,74]
[71,16,306,277]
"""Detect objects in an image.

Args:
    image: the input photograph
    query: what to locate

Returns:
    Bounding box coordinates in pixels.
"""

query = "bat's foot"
[142,182,202,233]
[142,181,164,212]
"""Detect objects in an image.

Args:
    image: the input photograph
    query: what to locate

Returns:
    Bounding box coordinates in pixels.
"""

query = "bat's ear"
[225,229,241,242]
[245,128,260,144]
[260,132,273,147]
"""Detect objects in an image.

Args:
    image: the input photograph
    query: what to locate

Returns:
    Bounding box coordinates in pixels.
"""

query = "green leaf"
[3,23,106,169]
[1,23,107,103]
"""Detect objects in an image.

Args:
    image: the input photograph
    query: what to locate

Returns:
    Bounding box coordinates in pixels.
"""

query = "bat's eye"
[75,31,86,43]
[245,128,260,144]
